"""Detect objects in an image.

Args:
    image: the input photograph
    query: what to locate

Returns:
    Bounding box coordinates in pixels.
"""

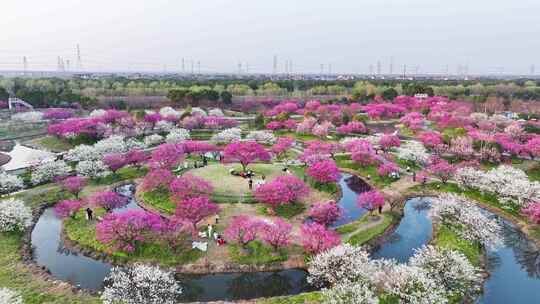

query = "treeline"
[1,76,540,109]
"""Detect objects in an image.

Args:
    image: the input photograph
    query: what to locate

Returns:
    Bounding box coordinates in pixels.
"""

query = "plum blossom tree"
[449,136,474,160]
[308,201,343,226]
[140,169,174,192]
[379,134,401,151]
[174,196,220,231]
[419,131,443,149]
[103,153,128,174]
[254,175,309,209]
[224,215,263,248]
[31,160,71,185]
[125,149,149,168]
[357,190,385,214]
[76,160,111,178]
[427,157,455,183]
[410,245,482,299]
[0,288,23,304]
[522,201,540,224]
[0,172,24,195]
[223,141,271,172]
[336,121,367,134]
[169,174,213,201]
[377,162,400,178]
[61,176,87,197]
[150,143,185,170]
[271,137,295,160]
[90,191,129,212]
[300,222,341,254]
[54,199,84,219]
[96,210,164,252]
[101,264,182,304]
[260,218,292,251]
[306,160,341,183]
[322,281,378,304]
[0,198,32,232]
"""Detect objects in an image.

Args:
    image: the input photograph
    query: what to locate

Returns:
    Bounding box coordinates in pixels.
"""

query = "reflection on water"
[331,173,371,227]
[371,197,433,263]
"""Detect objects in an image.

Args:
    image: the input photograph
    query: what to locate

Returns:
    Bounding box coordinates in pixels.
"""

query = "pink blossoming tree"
[174,196,220,231]
[522,201,540,224]
[90,190,129,212]
[308,201,343,226]
[54,199,84,219]
[306,160,341,184]
[300,223,341,254]
[224,215,263,248]
[169,174,213,201]
[140,169,174,192]
[223,141,271,172]
[150,143,185,170]
[103,153,128,174]
[61,176,87,198]
[379,134,401,151]
[260,218,292,251]
[357,190,385,214]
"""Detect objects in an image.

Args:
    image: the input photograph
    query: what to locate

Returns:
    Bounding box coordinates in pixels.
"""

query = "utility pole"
[402,64,407,79]
[22,56,28,75]
[197,61,201,74]
[238,62,242,74]
[76,44,82,70]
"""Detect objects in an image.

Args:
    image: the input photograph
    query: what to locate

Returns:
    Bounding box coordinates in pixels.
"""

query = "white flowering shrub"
[89,109,107,117]
[165,128,191,144]
[155,120,175,133]
[395,140,430,165]
[322,281,378,304]
[125,138,146,150]
[430,194,503,249]
[308,244,376,287]
[159,106,182,119]
[374,263,447,304]
[208,108,224,117]
[410,245,482,298]
[454,165,540,206]
[11,111,43,122]
[0,287,23,304]
[211,128,242,144]
[76,160,111,179]
[31,160,71,185]
[144,134,164,147]
[65,144,100,162]
[0,198,32,232]
[191,107,207,116]
[0,173,24,194]
[101,264,182,304]
[94,135,127,155]
[245,130,276,145]
[469,112,488,123]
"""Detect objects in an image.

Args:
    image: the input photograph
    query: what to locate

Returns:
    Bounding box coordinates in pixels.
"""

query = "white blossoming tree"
[322,281,379,304]
[155,120,175,133]
[94,135,127,156]
[0,172,24,194]
[144,134,164,147]
[409,245,483,299]
[430,194,503,249]
[11,111,43,122]
[208,108,224,116]
[0,198,32,232]
[31,160,71,185]
[245,130,276,145]
[210,128,242,144]
[76,160,111,179]
[165,128,191,144]
[65,144,100,162]
[308,244,376,287]
[395,140,430,165]
[101,264,182,304]
[159,106,182,119]
[0,287,23,304]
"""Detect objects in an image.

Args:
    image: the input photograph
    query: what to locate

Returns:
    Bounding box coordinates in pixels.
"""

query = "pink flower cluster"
[308,201,343,226]
[306,159,341,183]
[300,222,341,254]
[43,108,74,120]
[265,119,297,131]
[90,190,129,211]
[363,103,406,120]
[254,175,309,208]
[336,121,367,134]
[54,199,84,218]
[357,190,385,212]
[224,215,293,250]
[169,174,213,201]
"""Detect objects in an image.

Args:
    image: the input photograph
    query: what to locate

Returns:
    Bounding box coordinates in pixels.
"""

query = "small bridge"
[8,97,34,110]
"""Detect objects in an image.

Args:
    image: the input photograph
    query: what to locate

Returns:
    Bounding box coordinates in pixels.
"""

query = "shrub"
[0,198,32,232]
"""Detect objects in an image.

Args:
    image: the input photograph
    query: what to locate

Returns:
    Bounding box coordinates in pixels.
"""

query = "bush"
[0,198,32,232]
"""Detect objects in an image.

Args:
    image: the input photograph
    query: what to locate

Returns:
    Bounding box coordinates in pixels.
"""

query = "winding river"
[30,179,540,302]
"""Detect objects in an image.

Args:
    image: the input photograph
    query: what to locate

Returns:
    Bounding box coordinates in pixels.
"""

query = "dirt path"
[340,215,385,241]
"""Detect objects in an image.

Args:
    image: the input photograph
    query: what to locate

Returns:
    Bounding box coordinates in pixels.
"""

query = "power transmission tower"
[22,56,28,75]
[531,64,535,75]
[76,44,82,70]
[390,57,394,75]
[369,64,374,75]
[246,63,249,74]
[289,60,292,74]
[197,61,201,74]
[190,60,194,74]
[320,64,324,74]
[377,60,381,75]
[181,58,185,73]
[328,63,332,74]
[238,62,242,74]
[273,55,278,74]
[284,60,288,74]
[402,64,407,78]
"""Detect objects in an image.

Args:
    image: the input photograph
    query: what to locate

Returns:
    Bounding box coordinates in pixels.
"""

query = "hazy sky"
[1,0,539,74]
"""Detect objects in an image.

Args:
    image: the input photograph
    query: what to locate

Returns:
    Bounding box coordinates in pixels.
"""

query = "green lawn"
[28,136,75,152]
[64,209,202,266]
[345,213,396,246]
[90,166,148,186]
[526,165,540,182]
[257,203,306,219]
[141,188,176,214]
[274,130,321,142]
[229,241,289,265]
